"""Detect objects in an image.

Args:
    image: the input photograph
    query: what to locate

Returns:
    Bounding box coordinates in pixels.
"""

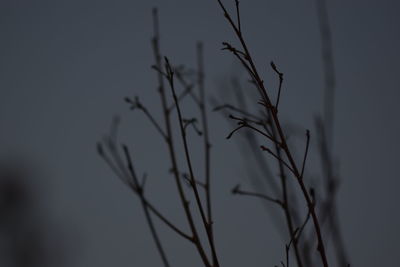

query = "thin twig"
[165,57,220,267]
[144,197,193,241]
[122,145,170,267]
[232,184,283,207]
[125,96,167,140]
[270,61,284,110]
[216,1,330,265]
[97,143,130,187]
[226,124,245,139]
[235,0,241,33]
[183,118,203,135]
[123,146,191,240]
[213,103,264,121]
[182,173,207,189]
[228,114,281,146]
[260,145,294,174]
[300,130,311,178]
[315,0,350,264]
[167,69,201,112]
[152,9,212,267]
[197,42,214,231]
[315,0,335,147]
[269,117,305,267]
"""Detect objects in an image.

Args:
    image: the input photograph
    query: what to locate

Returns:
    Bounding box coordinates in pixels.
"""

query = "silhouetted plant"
[98,8,219,267]
[98,1,349,267]
[213,1,349,267]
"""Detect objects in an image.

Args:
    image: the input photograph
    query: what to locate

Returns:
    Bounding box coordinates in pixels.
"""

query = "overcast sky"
[1,0,399,266]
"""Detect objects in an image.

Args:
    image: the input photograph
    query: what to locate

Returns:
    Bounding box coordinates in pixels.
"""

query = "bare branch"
[183,118,203,136]
[260,145,294,174]
[235,0,241,33]
[167,68,201,112]
[270,61,284,110]
[228,114,280,145]
[152,10,211,267]
[165,57,219,266]
[300,130,311,178]
[215,1,330,265]
[125,96,167,141]
[213,103,264,122]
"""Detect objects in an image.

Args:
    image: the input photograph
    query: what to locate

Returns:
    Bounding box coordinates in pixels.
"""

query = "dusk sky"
[1,0,399,266]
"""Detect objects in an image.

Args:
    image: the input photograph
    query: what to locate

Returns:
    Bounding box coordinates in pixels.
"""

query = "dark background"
[1,0,399,266]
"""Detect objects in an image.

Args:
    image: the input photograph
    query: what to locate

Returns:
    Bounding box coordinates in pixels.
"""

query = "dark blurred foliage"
[0,162,68,267]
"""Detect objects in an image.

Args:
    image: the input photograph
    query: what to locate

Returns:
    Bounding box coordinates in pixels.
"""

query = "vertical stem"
[139,195,171,267]
[197,43,212,227]
[122,146,171,267]
[166,58,220,267]
[151,9,211,267]
[269,115,304,267]
[197,43,219,267]
[315,0,335,150]
[315,0,350,265]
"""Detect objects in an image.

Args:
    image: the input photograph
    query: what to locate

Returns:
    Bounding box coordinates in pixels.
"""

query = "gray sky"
[1,0,399,266]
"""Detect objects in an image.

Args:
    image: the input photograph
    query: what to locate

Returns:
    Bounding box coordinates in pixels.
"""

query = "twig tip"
[231,184,240,194]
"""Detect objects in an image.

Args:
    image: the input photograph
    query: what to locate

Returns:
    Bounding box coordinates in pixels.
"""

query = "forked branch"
[215,1,329,266]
